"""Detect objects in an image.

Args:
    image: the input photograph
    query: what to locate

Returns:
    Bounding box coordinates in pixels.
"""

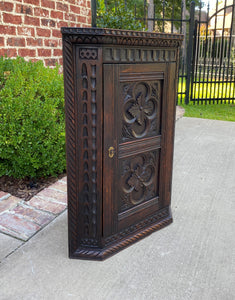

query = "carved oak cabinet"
[62,28,183,260]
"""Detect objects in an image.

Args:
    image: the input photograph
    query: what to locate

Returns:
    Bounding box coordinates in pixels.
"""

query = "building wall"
[0,0,91,66]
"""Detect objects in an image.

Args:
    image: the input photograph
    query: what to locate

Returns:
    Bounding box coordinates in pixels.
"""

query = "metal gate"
[191,0,235,104]
[91,0,235,104]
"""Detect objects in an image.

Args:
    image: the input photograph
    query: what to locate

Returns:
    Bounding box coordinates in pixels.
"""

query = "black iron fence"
[191,1,235,104]
[91,0,235,104]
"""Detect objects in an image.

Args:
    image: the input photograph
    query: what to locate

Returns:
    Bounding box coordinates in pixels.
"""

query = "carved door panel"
[103,63,176,237]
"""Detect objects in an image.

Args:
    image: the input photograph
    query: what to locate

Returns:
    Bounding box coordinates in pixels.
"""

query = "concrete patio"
[0,117,234,300]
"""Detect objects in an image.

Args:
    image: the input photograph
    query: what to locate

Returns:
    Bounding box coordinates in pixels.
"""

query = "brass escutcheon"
[108,146,115,158]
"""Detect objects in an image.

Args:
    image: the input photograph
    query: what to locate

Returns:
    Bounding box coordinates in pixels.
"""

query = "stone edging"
[0,177,67,242]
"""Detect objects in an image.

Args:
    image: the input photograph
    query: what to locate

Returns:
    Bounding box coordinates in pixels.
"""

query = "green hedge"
[97,1,144,31]
[0,57,66,179]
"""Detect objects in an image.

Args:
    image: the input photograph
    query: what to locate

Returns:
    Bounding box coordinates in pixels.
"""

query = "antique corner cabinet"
[62,28,183,260]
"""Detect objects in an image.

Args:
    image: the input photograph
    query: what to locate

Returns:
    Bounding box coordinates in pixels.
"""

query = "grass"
[180,102,235,122]
[178,79,235,122]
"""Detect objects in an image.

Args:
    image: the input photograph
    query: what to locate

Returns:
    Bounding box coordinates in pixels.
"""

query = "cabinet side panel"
[159,62,177,207]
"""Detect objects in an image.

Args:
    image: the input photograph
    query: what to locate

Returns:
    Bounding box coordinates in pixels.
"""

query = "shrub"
[0,56,66,179]
[97,0,144,31]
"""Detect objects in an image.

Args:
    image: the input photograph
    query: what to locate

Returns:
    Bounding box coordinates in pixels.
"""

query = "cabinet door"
[103,63,176,237]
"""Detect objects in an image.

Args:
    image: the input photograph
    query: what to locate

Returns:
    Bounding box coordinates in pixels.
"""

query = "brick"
[65,13,76,22]
[57,21,68,28]
[26,37,42,46]
[58,39,62,47]
[0,196,21,213]
[13,204,55,226]
[49,180,67,192]
[17,26,35,36]
[87,16,91,25]
[18,48,36,57]
[50,10,63,19]
[34,7,49,17]
[0,224,20,239]
[44,39,58,47]
[23,0,39,5]
[77,15,86,24]
[52,29,61,38]
[70,5,80,14]
[41,0,55,9]
[87,0,91,8]
[56,2,68,12]
[3,13,22,25]
[0,191,10,200]
[80,7,90,16]
[0,37,4,46]
[77,0,85,5]
[53,49,62,57]
[37,48,51,57]
[0,1,14,12]
[7,37,25,47]
[0,25,16,35]
[28,196,66,215]
[0,213,40,241]
[66,0,76,4]
[36,27,51,37]
[0,48,17,57]
[41,18,56,27]
[58,57,63,66]
[15,4,33,15]
[37,187,67,204]
[60,176,67,184]
[24,15,40,26]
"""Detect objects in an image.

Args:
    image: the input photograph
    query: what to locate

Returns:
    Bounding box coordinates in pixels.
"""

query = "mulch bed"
[0,173,66,201]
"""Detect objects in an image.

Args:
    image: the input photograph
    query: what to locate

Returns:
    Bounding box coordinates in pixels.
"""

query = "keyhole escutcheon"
[108,146,115,158]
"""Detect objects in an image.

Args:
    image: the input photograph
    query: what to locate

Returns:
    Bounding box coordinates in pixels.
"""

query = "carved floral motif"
[122,82,160,140]
[120,152,157,211]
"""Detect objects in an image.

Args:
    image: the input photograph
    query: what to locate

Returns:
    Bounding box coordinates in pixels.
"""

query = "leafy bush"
[97,0,144,31]
[0,56,66,179]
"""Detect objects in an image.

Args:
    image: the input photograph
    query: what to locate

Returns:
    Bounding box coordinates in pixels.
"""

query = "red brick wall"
[0,0,91,66]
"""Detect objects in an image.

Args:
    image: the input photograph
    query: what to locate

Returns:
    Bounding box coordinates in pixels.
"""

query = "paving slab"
[0,118,234,300]
[0,195,21,213]
[0,233,23,263]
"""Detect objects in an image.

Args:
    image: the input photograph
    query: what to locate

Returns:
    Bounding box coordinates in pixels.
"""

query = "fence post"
[185,1,195,104]
[91,0,97,27]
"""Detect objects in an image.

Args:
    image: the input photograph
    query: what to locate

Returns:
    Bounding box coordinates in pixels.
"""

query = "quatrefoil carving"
[121,155,155,206]
[123,82,158,138]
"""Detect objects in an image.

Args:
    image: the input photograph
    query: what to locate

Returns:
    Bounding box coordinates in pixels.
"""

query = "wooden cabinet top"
[61,27,183,48]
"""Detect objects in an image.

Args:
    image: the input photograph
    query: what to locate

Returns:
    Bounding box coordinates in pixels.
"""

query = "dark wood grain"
[62,28,182,260]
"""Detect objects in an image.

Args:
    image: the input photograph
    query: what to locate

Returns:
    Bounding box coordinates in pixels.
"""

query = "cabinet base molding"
[70,207,172,261]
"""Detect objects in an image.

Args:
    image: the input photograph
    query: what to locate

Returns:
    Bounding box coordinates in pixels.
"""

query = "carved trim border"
[71,207,172,260]
[61,27,183,48]
[104,48,176,63]
[63,36,79,254]
[120,71,164,82]
[119,136,161,159]
[118,196,159,221]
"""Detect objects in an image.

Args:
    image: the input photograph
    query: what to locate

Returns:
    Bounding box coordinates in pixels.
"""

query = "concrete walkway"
[0,117,234,300]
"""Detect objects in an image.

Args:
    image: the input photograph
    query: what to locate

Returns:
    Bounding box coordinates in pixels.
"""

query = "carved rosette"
[122,81,160,140]
[120,152,158,212]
